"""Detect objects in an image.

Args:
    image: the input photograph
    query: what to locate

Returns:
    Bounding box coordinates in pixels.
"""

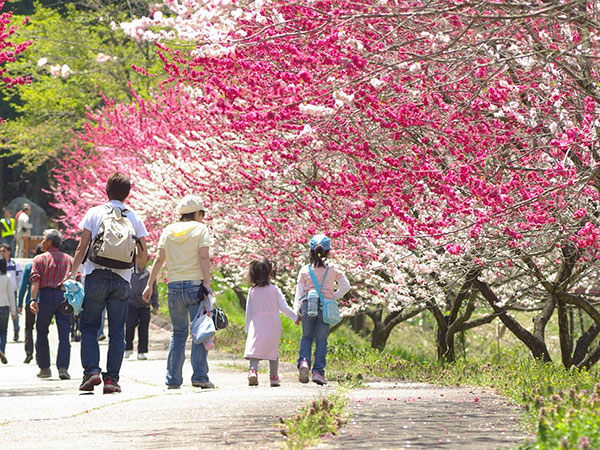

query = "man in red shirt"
[30,229,73,380]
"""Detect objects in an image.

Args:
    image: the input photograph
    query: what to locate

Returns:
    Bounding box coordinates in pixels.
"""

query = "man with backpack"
[69,172,148,394]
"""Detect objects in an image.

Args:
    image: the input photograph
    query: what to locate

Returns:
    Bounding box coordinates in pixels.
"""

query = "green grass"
[279,393,349,450]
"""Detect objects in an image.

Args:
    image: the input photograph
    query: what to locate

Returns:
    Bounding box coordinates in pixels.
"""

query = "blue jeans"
[35,288,71,370]
[0,306,9,353]
[297,301,330,376]
[166,281,209,387]
[80,269,130,381]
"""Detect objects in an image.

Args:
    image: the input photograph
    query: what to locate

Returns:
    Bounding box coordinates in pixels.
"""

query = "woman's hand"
[295,316,302,325]
[142,285,153,303]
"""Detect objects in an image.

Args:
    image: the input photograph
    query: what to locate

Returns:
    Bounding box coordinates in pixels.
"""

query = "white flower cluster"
[333,90,354,107]
[298,103,336,117]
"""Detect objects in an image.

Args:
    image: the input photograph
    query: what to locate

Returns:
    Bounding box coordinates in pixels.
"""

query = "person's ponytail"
[309,245,329,267]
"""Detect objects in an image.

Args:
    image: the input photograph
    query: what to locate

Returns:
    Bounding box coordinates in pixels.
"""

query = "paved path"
[0,319,530,449]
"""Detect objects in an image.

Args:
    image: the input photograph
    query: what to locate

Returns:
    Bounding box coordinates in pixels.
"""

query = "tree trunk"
[474,279,552,362]
[557,297,572,368]
[233,286,247,311]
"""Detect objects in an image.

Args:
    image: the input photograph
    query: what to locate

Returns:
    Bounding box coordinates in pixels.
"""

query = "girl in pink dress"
[244,259,298,387]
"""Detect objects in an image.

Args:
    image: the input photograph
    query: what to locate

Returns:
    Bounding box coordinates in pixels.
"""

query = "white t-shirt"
[79,200,148,283]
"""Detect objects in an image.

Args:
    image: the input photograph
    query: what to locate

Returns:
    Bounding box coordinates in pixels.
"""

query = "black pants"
[125,304,150,353]
[24,303,35,357]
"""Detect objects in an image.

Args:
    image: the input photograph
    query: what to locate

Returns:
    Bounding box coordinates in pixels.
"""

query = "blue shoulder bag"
[308,266,341,325]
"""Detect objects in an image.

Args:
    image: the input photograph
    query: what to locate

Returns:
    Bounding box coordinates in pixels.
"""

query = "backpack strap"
[308,266,330,302]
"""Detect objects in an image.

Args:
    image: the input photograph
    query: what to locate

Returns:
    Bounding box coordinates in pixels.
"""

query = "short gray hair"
[43,229,62,248]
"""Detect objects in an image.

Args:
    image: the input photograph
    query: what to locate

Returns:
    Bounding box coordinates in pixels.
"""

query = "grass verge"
[279,392,349,450]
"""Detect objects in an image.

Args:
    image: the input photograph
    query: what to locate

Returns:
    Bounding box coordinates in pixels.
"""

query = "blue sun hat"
[310,234,331,251]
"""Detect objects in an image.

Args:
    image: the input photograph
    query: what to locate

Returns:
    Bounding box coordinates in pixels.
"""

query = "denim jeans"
[12,298,19,336]
[35,288,71,370]
[0,306,9,354]
[125,304,150,353]
[166,281,210,387]
[80,269,130,381]
[297,301,330,376]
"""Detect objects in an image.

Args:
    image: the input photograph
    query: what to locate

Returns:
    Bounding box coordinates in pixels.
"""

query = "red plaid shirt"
[30,247,73,288]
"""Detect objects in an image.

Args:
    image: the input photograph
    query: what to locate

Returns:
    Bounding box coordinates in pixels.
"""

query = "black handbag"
[211,307,229,330]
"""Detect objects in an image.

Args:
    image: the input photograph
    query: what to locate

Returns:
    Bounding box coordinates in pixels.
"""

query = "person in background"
[15,204,32,258]
[0,209,16,255]
[0,258,16,364]
[29,230,73,380]
[0,243,22,342]
[18,244,43,364]
[125,253,158,360]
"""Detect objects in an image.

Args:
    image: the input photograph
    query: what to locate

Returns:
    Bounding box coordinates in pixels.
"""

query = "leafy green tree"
[0,0,164,173]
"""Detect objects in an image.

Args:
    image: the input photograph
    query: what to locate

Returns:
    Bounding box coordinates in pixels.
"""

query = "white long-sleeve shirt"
[0,274,16,316]
[293,264,351,314]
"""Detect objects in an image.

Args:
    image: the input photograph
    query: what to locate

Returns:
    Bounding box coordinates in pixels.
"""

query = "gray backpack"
[88,205,138,269]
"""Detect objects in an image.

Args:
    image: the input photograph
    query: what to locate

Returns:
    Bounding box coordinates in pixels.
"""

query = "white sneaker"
[137,353,147,360]
[124,350,132,358]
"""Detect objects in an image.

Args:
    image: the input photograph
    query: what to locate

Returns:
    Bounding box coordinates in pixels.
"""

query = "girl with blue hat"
[293,234,350,385]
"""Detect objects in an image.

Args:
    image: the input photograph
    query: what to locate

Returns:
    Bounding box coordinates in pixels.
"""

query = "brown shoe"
[192,380,215,389]
[79,373,101,391]
[37,368,52,378]
[59,368,70,380]
[0,350,7,364]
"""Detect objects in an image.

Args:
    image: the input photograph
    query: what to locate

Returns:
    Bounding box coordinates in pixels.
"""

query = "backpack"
[88,205,139,269]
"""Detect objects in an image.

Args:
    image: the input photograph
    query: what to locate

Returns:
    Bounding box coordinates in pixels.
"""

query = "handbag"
[211,307,229,330]
[190,302,216,344]
[308,266,341,325]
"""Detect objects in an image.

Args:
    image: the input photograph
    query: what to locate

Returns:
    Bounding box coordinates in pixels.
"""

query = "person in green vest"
[0,209,15,255]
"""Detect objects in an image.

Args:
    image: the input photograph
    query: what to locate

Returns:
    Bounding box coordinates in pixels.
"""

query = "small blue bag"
[308,266,341,325]
[190,301,216,344]
[62,279,85,315]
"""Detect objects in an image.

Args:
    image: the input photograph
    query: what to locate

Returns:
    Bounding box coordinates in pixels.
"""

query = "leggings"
[249,358,279,376]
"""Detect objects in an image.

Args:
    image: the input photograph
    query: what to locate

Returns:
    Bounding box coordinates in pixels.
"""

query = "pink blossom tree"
[52,0,600,365]
[0,0,30,88]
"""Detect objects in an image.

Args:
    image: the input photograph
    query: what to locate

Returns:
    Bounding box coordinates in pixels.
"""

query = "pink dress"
[244,284,297,361]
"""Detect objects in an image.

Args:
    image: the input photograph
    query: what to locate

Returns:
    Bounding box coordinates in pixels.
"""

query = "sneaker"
[58,368,71,380]
[0,350,7,364]
[37,368,52,378]
[137,353,147,360]
[312,372,328,385]
[23,354,33,364]
[103,378,122,394]
[270,375,281,387]
[248,369,258,386]
[192,380,215,389]
[124,350,132,358]
[79,373,102,392]
[298,359,310,383]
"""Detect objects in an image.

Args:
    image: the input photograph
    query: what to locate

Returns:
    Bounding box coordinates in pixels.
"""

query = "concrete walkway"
[0,318,530,449]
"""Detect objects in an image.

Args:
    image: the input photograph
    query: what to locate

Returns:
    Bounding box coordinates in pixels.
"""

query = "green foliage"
[279,394,349,450]
[1,1,164,170]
